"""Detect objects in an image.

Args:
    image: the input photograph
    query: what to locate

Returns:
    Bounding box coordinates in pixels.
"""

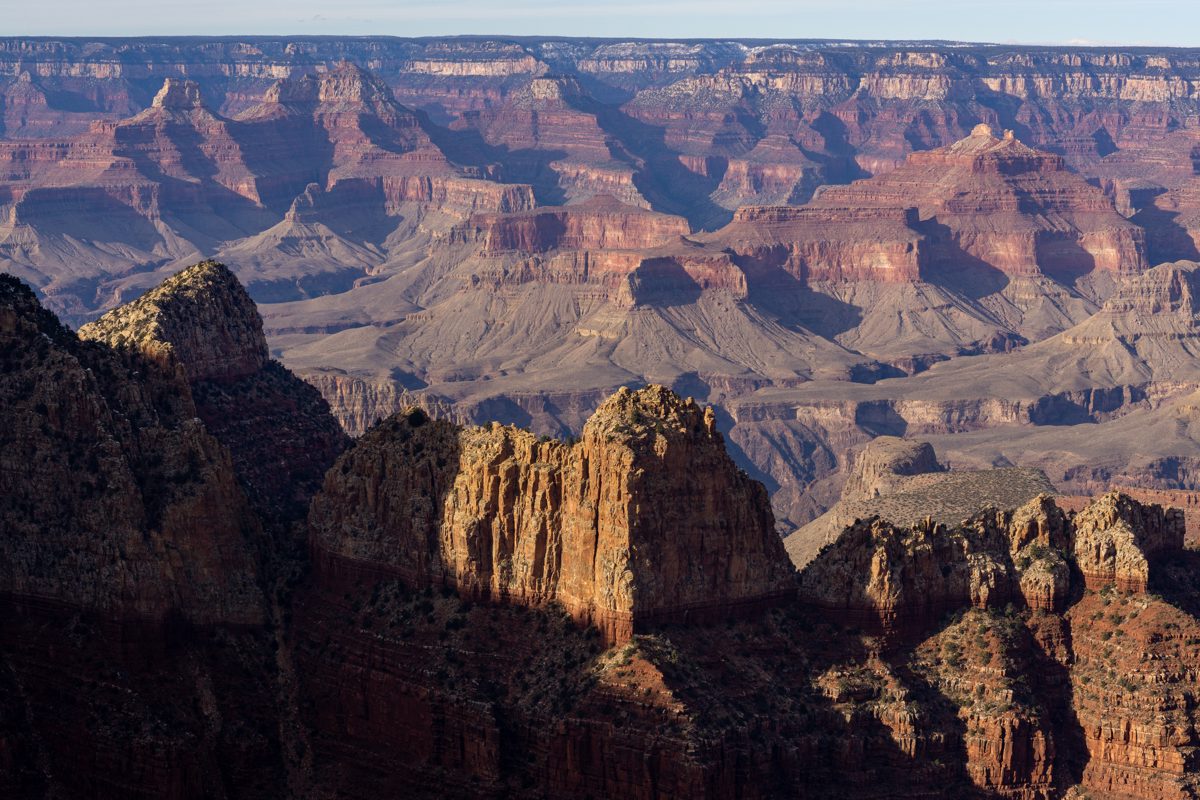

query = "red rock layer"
[449,196,750,305]
[809,125,1148,279]
[714,204,928,282]
[308,385,794,643]
[8,266,1200,797]
[1059,487,1200,545]
[462,194,688,254]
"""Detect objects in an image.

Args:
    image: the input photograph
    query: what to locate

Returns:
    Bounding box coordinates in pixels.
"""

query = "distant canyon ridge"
[5,37,1200,530]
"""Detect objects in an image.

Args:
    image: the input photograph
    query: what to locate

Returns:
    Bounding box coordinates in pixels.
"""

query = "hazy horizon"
[11,0,1200,48]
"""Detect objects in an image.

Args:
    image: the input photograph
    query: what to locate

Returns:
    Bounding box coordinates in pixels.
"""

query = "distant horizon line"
[3,34,1200,49]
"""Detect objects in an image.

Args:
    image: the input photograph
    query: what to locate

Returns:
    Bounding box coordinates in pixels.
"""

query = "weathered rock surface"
[8,38,1200,798]
[799,491,1182,629]
[309,385,793,642]
[0,272,294,798]
[80,260,348,520]
[0,271,263,624]
[1071,492,1184,592]
[841,436,944,502]
[297,481,1200,799]
[80,259,269,381]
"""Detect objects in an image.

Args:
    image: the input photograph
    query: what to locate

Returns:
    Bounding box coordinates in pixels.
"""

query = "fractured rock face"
[81,259,268,382]
[799,491,1181,635]
[798,510,1021,635]
[81,260,347,521]
[308,384,794,642]
[0,272,264,626]
[1072,490,1184,592]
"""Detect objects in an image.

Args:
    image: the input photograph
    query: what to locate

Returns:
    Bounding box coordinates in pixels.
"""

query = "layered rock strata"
[805,125,1147,279]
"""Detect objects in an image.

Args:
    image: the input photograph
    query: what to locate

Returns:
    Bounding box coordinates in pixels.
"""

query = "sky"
[8,0,1200,47]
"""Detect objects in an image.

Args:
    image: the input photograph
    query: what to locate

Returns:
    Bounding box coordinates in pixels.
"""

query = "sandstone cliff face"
[1071,492,1184,592]
[810,125,1148,280]
[1066,587,1200,800]
[309,385,793,642]
[798,491,1165,636]
[463,195,688,254]
[799,509,1023,634]
[80,260,348,521]
[2,36,1200,321]
[0,271,294,798]
[445,196,752,308]
[0,272,264,626]
[291,484,1200,800]
[238,62,538,218]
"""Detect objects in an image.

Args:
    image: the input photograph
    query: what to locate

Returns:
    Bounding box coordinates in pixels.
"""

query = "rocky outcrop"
[798,501,1200,800]
[81,260,268,381]
[841,436,943,501]
[446,198,751,308]
[0,269,321,798]
[799,510,1019,634]
[799,491,1182,634]
[0,271,264,625]
[10,37,1200,798]
[81,260,347,521]
[785,436,1055,568]
[1071,491,1184,591]
[309,385,794,642]
[238,62,538,216]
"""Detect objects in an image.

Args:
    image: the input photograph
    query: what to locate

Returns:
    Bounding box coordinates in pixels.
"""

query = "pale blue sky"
[9,0,1200,46]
